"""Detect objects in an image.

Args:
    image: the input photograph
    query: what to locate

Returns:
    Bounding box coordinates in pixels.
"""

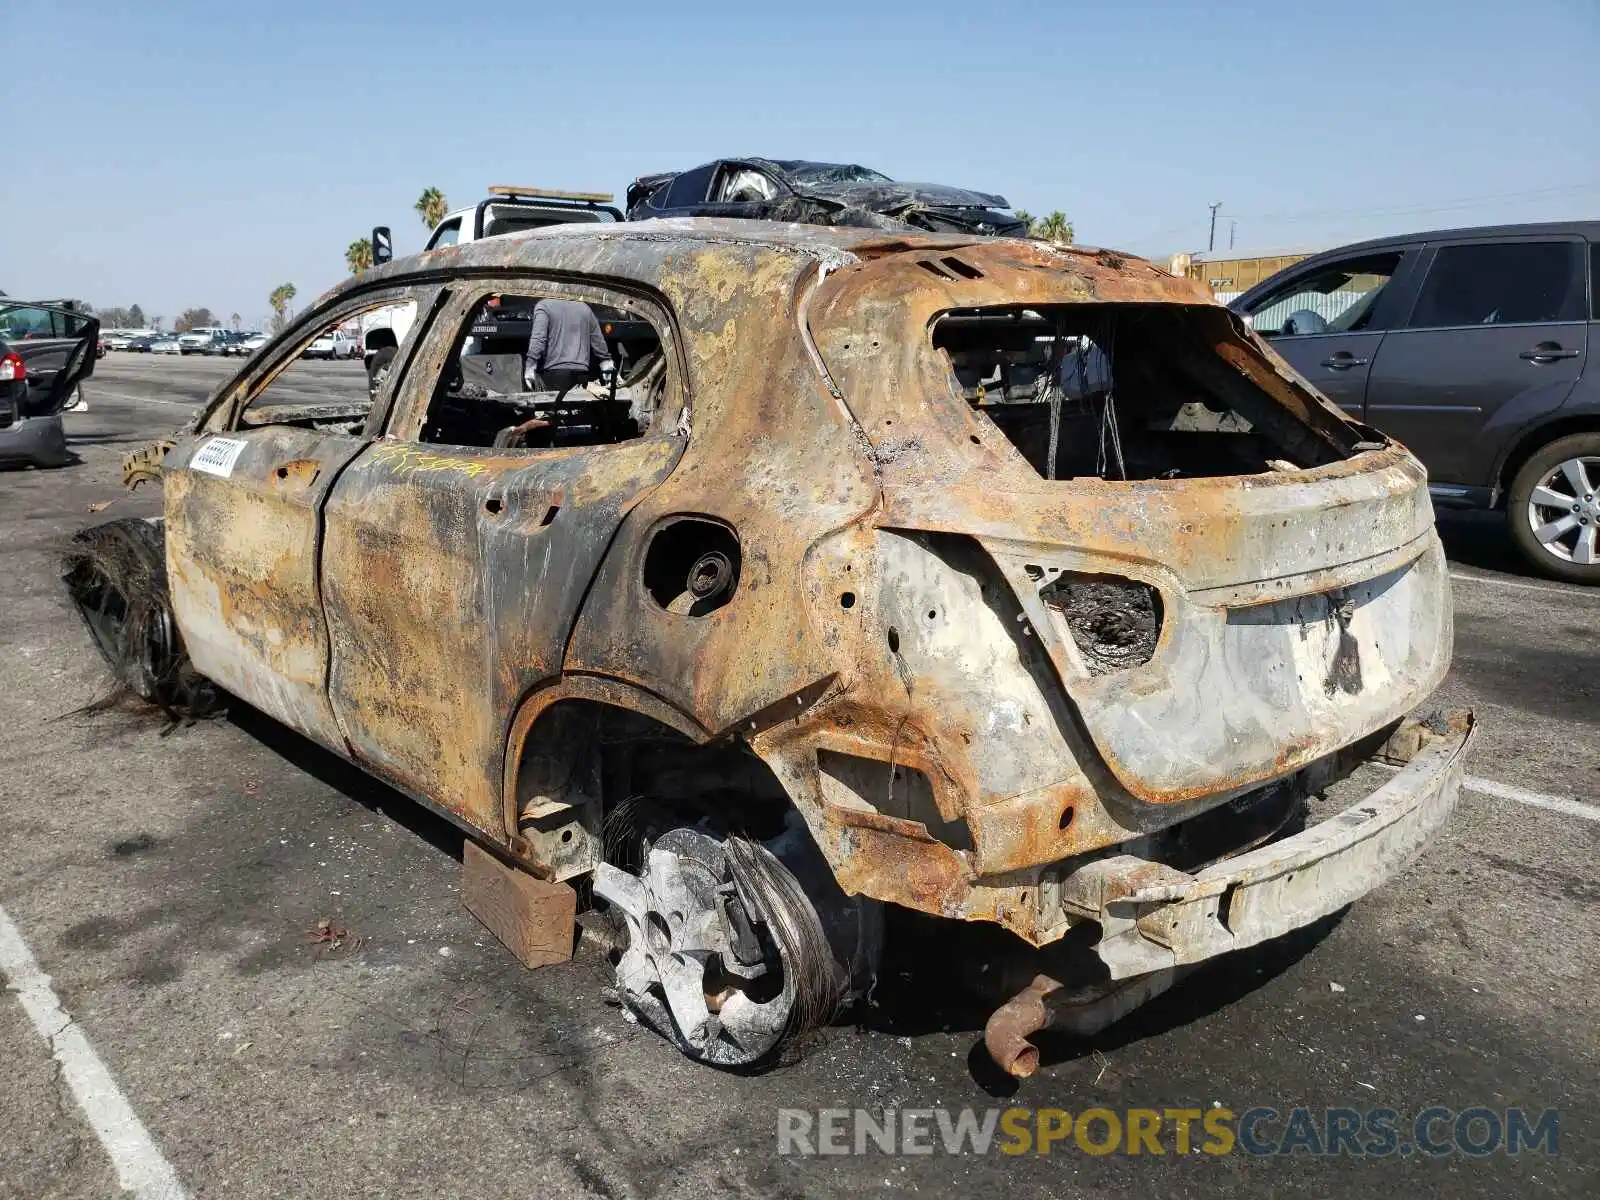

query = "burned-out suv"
[1230,222,1600,583]
[75,222,1471,1075]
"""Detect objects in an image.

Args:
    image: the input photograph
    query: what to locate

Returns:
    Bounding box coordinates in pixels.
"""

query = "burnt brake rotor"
[593,822,879,1067]
[687,550,734,603]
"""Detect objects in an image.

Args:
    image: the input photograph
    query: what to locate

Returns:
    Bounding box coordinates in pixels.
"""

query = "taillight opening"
[0,352,24,382]
[1041,573,1163,676]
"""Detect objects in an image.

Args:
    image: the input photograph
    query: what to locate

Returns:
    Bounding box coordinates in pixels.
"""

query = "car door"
[316,278,687,837]
[1233,247,1417,417]
[1364,236,1589,486]
[161,286,432,751]
[0,301,99,416]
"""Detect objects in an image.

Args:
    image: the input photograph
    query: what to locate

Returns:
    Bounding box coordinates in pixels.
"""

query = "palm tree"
[268,283,297,333]
[1015,210,1035,235]
[346,238,374,275]
[230,312,241,330]
[414,187,447,231]
[1034,211,1074,245]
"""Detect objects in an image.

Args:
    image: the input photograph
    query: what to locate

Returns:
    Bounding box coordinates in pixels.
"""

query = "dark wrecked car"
[627,158,1026,237]
[69,220,1472,1075]
[0,300,99,468]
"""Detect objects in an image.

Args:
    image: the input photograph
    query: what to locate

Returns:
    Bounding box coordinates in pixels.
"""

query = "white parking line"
[1462,774,1600,822]
[1448,570,1600,600]
[0,906,187,1199]
[1371,763,1598,821]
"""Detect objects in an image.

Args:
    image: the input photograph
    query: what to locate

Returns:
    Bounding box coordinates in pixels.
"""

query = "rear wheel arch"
[498,681,844,866]
[501,685,881,1068]
[1496,413,1600,506]
[1504,430,1600,582]
[499,677,712,840]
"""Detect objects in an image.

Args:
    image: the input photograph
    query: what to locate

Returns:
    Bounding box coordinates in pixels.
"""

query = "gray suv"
[1230,222,1597,582]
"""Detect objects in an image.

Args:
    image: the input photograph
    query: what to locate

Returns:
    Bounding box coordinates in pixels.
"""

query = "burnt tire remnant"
[61,518,218,718]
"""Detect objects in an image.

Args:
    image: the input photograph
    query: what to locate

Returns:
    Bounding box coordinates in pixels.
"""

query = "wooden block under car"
[461,840,576,969]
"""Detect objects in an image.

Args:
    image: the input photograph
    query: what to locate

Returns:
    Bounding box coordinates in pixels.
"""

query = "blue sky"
[4,0,1595,326]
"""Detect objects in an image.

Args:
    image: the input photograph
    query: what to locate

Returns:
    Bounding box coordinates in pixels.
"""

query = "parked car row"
[103,328,267,355]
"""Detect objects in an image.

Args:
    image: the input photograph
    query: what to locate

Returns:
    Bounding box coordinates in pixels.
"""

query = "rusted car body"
[99,218,1471,1071]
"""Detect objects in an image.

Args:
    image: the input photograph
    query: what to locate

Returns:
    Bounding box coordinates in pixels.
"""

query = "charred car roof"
[325,217,1207,307]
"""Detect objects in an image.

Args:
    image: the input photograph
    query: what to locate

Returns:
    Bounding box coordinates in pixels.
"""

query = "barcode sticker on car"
[191,437,249,478]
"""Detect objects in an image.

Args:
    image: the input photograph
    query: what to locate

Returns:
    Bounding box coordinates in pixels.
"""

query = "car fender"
[498,674,711,836]
[1487,381,1600,498]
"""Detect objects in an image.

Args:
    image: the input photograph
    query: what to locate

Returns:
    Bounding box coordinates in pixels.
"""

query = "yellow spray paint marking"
[369,443,493,479]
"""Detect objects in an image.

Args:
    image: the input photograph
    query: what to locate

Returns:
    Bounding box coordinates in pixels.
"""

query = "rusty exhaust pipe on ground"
[983,974,1063,1078]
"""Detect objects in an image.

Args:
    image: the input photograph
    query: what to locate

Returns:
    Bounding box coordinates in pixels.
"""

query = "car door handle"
[1320,352,1368,370]
[1519,343,1580,364]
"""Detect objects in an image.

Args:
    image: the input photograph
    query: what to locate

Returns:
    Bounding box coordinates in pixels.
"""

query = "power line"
[1226,182,1597,224]
[1120,181,1596,250]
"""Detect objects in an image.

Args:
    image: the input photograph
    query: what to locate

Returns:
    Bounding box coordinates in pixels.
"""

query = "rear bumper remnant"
[985,709,1474,1075]
[1072,710,1475,978]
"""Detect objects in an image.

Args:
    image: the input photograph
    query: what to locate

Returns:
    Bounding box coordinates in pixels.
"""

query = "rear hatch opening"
[933,304,1363,481]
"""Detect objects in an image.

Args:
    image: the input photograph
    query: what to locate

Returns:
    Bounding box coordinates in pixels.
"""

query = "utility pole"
[1208,202,1223,253]
[1229,220,1237,250]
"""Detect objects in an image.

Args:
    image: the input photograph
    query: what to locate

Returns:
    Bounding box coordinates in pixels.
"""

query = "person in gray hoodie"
[525,298,609,400]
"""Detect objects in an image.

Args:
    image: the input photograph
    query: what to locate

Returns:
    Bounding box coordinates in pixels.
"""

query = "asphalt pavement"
[0,354,1595,1199]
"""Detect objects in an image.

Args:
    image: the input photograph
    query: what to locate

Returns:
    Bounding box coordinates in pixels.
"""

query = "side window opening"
[713,166,779,203]
[238,300,417,433]
[427,218,462,250]
[664,164,716,209]
[1408,241,1584,329]
[418,293,667,450]
[1244,252,1402,337]
[934,305,1350,482]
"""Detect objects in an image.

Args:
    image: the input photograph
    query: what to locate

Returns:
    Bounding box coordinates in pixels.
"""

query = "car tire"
[1507,432,1600,584]
[61,518,218,715]
[367,346,397,400]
